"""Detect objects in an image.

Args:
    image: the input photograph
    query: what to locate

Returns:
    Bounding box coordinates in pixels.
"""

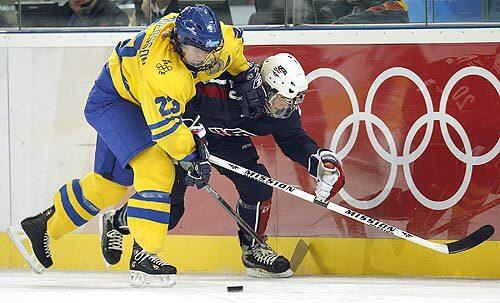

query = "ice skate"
[7,206,55,274]
[99,210,124,266]
[129,241,177,288]
[242,243,293,278]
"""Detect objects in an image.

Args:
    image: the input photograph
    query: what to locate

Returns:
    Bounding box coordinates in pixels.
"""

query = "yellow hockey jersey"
[107,14,249,161]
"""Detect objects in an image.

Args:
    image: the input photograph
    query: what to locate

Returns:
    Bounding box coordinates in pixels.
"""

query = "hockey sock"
[47,172,127,239]
[237,198,272,247]
[127,145,176,253]
[127,191,171,253]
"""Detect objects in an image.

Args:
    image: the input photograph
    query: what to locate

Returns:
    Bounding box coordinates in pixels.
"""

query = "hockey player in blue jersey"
[100,53,345,278]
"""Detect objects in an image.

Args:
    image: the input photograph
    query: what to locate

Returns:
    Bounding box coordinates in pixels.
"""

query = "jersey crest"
[205,55,231,76]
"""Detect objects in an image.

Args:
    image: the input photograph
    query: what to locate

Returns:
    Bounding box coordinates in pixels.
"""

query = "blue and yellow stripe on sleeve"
[148,116,183,141]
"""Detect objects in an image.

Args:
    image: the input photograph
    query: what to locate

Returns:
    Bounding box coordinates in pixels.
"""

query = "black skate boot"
[7,206,55,274]
[242,243,293,278]
[129,241,177,287]
[99,210,126,266]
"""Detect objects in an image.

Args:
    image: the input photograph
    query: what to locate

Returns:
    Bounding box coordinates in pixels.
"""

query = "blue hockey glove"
[180,122,211,189]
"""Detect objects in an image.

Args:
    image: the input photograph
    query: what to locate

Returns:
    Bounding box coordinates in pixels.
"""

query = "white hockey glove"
[308,149,345,202]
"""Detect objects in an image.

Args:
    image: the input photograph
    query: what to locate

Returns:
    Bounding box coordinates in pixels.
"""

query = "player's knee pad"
[236,198,272,247]
[129,145,175,193]
[111,200,184,234]
[47,179,100,239]
[111,171,185,234]
[80,172,128,209]
[127,190,171,253]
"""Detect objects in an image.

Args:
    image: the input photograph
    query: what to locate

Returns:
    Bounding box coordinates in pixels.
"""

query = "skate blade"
[97,213,111,269]
[130,270,176,288]
[246,268,294,278]
[7,225,45,274]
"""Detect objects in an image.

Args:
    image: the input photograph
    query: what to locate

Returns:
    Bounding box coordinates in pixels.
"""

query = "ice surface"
[0,271,499,303]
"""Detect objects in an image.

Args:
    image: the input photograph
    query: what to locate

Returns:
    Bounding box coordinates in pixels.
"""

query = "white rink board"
[1,271,499,303]
[0,48,9,230]
[7,47,108,225]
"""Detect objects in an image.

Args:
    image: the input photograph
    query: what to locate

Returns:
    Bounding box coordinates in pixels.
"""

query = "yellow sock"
[47,173,127,239]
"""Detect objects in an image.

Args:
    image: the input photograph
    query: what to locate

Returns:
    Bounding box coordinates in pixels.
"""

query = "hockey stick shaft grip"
[208,155,492,254]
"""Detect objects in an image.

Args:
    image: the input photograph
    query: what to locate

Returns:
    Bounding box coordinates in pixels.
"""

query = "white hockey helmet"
[260,53,308,119]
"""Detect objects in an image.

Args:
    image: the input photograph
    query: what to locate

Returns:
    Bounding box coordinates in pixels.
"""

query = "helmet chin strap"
[181,51,218,73]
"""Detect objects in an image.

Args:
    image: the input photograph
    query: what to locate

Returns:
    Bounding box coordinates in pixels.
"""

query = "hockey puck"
[227,286,243,292]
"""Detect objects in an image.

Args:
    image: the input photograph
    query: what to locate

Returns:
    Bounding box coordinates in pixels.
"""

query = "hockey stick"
[289,239,309,273]
[205,184,308,273]
[203,184,269,249]
[208,155,495,254]
[425,197,500,238]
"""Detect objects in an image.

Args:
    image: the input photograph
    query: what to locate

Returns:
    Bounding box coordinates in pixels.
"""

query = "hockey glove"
[233,62,267,118]
[180,128,211,189]
[308,149,345,202]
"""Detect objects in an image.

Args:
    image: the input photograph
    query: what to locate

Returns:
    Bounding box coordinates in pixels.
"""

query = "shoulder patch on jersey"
[204,55,231,76]
[232,27,243,39]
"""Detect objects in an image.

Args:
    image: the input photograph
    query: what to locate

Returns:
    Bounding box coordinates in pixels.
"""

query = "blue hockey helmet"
[174,5,223,52]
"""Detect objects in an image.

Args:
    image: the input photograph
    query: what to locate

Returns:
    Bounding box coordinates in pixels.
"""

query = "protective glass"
[263,89,305,119]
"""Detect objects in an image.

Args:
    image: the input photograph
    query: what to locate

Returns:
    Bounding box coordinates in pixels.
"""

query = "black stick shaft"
[204,184,267,247]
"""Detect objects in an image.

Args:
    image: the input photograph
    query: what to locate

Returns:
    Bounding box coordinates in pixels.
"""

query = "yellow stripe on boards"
[2,233,499,278]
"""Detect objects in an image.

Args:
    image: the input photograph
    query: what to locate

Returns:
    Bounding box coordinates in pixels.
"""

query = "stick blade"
[290,239,309,273]
[447,224,495,254]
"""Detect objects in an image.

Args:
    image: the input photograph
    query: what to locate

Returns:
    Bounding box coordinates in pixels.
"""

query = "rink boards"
[0,28,498,278]
[2,233,500,278]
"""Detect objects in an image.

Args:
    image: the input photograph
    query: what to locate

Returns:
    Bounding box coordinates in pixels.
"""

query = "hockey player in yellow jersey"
[7,5,267,287]
[106,9,254,158]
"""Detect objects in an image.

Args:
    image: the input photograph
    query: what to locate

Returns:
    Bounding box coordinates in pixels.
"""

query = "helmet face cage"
[178,43,222,70]
[173,30,223,72]
[263,87,305,119]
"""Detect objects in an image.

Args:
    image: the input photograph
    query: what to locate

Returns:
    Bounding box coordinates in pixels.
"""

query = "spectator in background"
[316,0,409,24]
[130,0,179,26]
[248,0,285,25]
[56,0,129,27]
[0,13,12,27]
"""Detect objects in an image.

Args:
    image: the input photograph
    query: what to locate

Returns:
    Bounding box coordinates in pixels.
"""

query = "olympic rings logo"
[306,67,500,210]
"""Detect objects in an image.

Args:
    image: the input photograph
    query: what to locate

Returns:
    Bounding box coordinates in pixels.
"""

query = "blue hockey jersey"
[184,77,319,168]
